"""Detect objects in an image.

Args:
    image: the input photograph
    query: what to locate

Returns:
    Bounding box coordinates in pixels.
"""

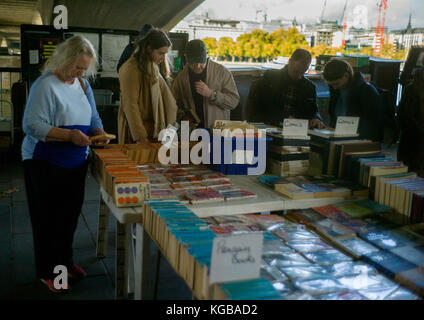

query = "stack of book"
[307,129,360,176]
[258,175,366,200]
[266,129,310,177]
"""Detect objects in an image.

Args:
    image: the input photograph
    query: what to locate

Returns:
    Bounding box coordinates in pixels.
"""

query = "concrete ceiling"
[0,0,203,44]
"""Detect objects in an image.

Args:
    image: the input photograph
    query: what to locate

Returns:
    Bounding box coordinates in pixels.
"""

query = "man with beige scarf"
[171,40,240,129]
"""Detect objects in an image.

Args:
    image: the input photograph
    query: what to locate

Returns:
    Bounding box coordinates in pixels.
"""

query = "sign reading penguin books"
[209,232,263,284]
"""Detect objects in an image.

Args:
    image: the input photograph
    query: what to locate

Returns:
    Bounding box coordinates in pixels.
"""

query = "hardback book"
[267,159,310,177]
[327,140,366,176]
[362,250,417,278]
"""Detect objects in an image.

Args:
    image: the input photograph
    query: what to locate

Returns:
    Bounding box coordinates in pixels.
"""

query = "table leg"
[134,223,150,300]
[115,221,130,300]
[96,197,109,258]
[152,249,161,299]
[127,225,136,295]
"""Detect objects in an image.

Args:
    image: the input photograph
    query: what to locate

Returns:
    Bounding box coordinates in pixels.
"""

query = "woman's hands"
[70,129,91,146]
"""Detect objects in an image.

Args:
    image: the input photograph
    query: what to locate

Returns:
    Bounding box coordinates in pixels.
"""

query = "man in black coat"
[323,59,383,142]
[116,24,154,73]
[247,49,325,129]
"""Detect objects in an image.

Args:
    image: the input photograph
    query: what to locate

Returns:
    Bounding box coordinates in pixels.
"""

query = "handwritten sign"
[282,119,308,136]
[209,232,263,284]
[335,116,360,136]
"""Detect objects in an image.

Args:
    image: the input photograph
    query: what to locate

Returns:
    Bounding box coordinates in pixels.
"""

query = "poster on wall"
[101,34,130,77]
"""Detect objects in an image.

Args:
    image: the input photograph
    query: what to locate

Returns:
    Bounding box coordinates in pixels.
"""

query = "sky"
[186,0,424,30]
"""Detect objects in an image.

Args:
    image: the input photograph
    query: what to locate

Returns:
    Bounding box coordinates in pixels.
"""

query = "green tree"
[216,37,235,61]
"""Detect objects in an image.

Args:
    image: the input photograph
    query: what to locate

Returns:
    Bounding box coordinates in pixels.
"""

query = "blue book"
[362,250,417,278]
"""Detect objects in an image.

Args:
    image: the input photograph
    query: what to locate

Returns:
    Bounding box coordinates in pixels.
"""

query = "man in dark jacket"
[323,59,383,142]
[247,49,325,129]
[116,24,154,73]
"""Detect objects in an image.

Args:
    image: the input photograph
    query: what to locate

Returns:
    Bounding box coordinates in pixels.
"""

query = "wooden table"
[96,175,353,300]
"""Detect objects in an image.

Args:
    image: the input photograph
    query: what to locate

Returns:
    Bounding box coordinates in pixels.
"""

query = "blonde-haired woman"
[22,35,107,293]
[118,29,177,144]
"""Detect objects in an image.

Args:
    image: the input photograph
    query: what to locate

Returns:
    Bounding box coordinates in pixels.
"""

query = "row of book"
[137,163,257,204]
[285,202,424,296]
[91,148,150,207]
[258,175,369,200]
[374,174,424,223]
[143,199,421,299]
[204,210,420,299]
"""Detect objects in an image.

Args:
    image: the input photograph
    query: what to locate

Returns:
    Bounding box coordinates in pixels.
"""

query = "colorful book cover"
[362,250,417,278]
[286,209,326,226]
[334,202,373,218]
[183,188,225,203]
[312,218,356,240]
[312,205,351,222]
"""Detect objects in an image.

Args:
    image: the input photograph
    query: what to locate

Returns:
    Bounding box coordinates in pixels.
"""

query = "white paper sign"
[209,232,263,284]
[282,119,308,136]
[335,116,360,135]
[29,50,39,64]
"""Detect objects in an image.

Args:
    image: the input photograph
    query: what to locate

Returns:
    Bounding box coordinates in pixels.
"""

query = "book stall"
[91,118,424,300]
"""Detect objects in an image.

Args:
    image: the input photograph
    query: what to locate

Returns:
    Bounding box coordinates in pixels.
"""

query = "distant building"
[389,15,424,49]
[171,15,294,41]
[301,21,342,47]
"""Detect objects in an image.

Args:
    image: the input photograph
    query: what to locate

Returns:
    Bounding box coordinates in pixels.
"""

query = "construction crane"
[320,0,327,23]
[340,0,349,48]
[374,0,388,55]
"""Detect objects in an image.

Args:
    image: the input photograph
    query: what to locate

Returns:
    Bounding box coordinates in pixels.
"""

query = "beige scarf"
[148,62,177,138]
